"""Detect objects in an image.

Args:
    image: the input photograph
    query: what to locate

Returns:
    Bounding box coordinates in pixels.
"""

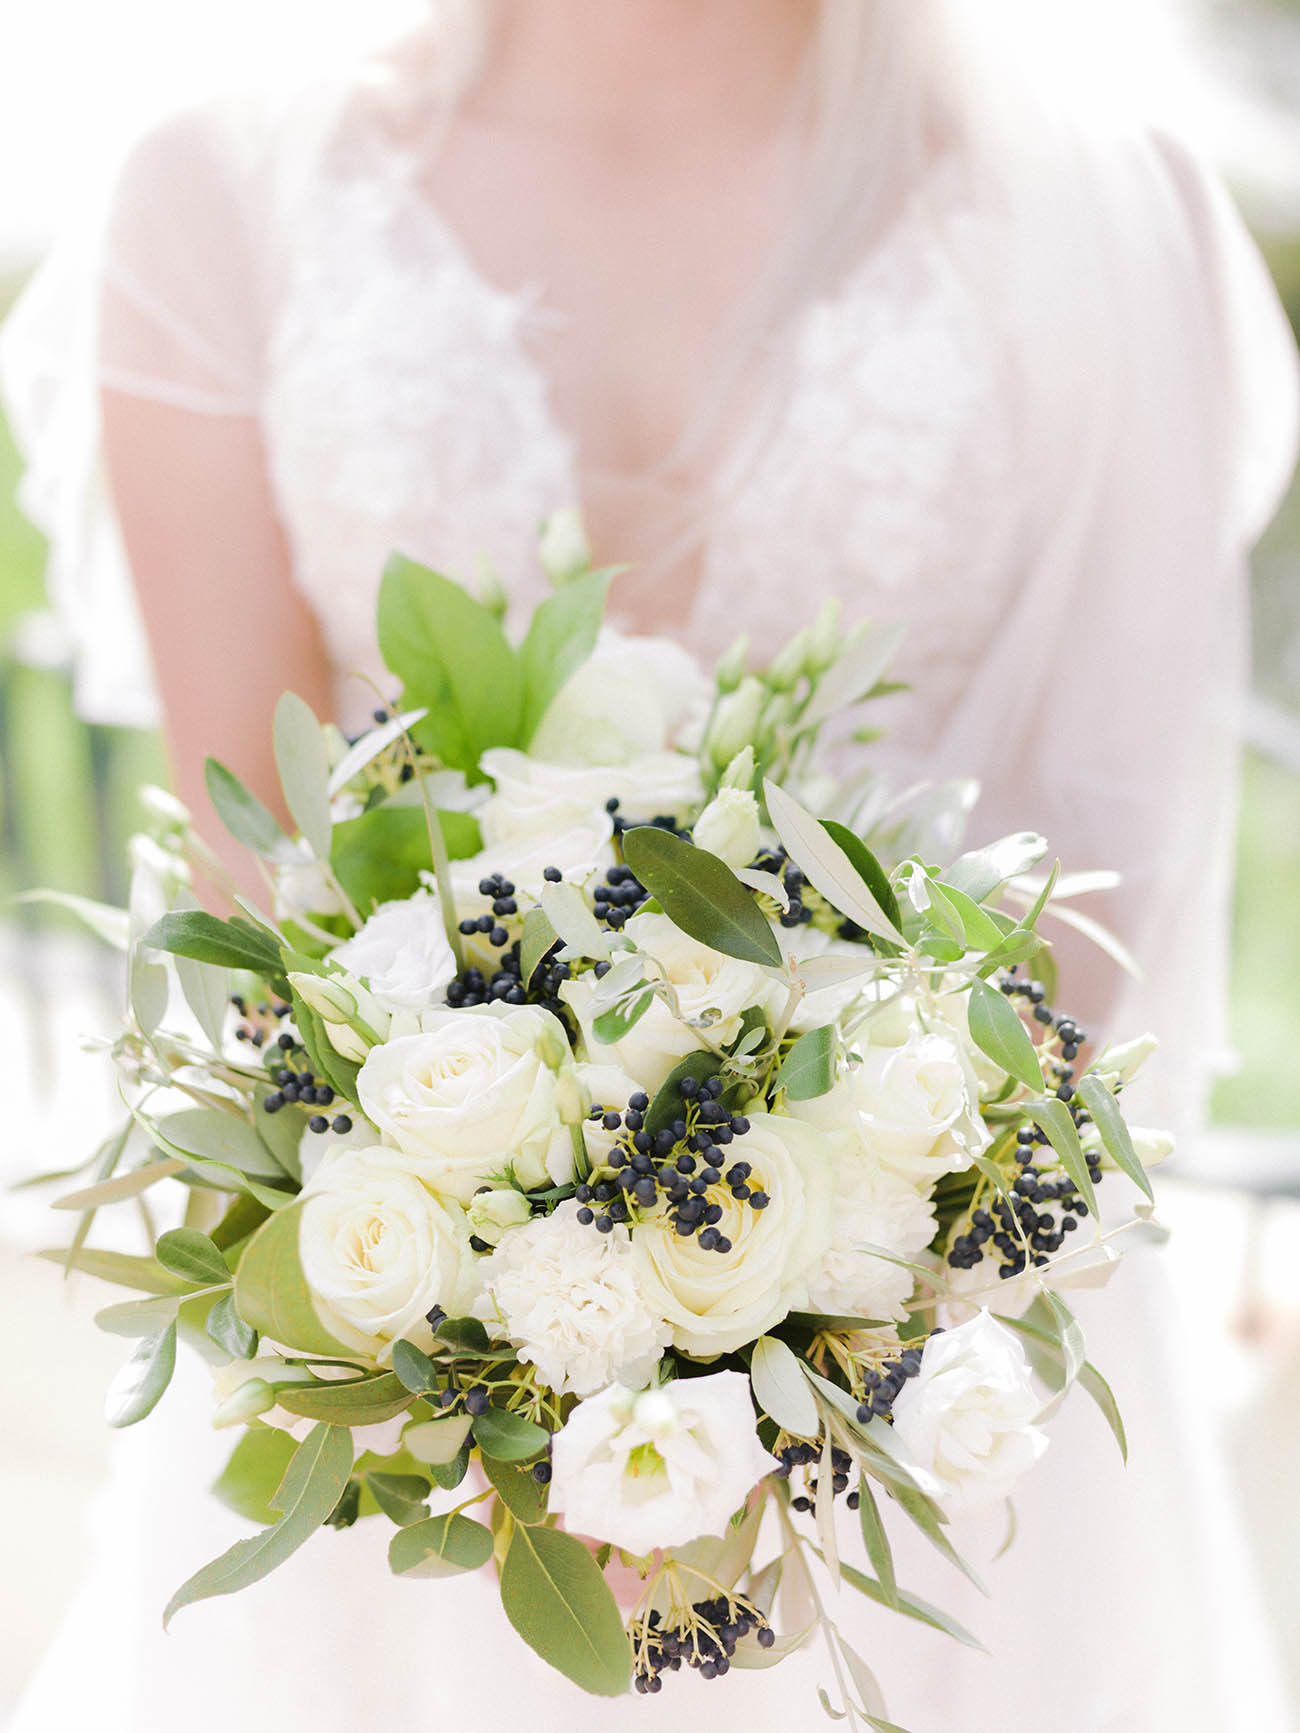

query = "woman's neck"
[469,0,817,150]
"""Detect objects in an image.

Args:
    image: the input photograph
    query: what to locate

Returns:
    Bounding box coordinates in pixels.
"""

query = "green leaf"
[210,1192,273,1253]
[233,1203,354,1357]
[389,1511,495,1578]
[278,1374,413,1427]
[378,554,523,773]
[142,911,284,983]
[943,832,1048,902]
[500,1523,632,1696]
[472,1405,550,1463]
[404,1414,474,1465]
[206,1290,259,1359]
[934,883,1007,952]
[776,1024,836,1101]
[130,947,168,1037]
[174,947,231,1051]
[966,979,1043,1093]
[391,1338,441,1396]
[520,906,560,987]
[14,889,129,949]
[750,1334,820,1437]
[164,1423,354,1625]
[252,1087,304,1184]
[621,827,782,966]
[273,692,334,859]
[52,1158,186,1211]
[820,821,902,935]
[837,1562,986,1651]
[482,1452,550,1525]
[38,1247,193,1296]
[642,1050,724,1136]
[889,1482,987,1595]
[1023,1097,1099,1220]
[95,1294,184,1338]
[1078,1360,1129,1461]
[156,1227,232,1287]
[204,757,297,862]
[856,1476,898,1608]
[330,805,480,912]
[434,1314,494,1355]
[1077,1075,1154,1204]
[428,1444,471,1491]
[520,568,612,742]
[157,1109,292,1181]
[212,1428,299,1526]
[592,985,656,1045]
[105,1323,177,1427]
[764,781,905,947]
[366,1472,431,1527]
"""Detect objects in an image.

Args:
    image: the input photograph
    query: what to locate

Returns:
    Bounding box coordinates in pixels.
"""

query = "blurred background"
[0,0,1298,1726]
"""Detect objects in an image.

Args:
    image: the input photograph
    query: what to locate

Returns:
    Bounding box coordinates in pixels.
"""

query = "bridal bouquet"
[42,518,1168,1727]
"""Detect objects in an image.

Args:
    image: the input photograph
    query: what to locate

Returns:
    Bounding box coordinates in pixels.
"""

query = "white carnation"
[476,1202,668,1397]
[807,1145,936,1321]
[331,892,457,1015]
[549,1372,775,1555]
[890,1311,1048,1516]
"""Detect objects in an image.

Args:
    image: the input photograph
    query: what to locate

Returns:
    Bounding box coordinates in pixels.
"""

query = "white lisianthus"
[356,1005,579,1201]
[790,1030,989,1184]
[1092,1032,1159,1085]
[807,1144,937,1322]
[529,627,711,767]
[549,1372,776,1554]
[475,1201,669,1397]
[890,1311,1048,1516]
[630,1115,834,1356]
[562,911,783,1094]
[692,786,761,870]
[465,1186,533,1247]
[331,892,457,1015]
[297,1146,480,1358]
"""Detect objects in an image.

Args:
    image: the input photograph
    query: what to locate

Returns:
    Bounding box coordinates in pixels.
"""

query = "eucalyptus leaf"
[391,1339,440,1395]
[105,1322,177,1427]
[1077,1075,1154,1203]
[621,827,783,967]
[156,1109,292,1181]
[764,781,904,947]
[94,1294,184,1338]
[279,1374,413,1427]
[966,979,1044,1093]
[472,1405,550,1463]
[174,951,231,1051]
[404,1415,474,1466]
[366,1472,431,1527]
[500,1523,632,1696]
[274,692,334,860]
[156,1227,232,1287]
[233,1202,354,1357]
[776,1024,836,1101]
[750,1334,820,1437]
[204,757,297,862]
[52,1158,186,1211]
[38,1247,193,1296]
[389,1511,495,1578]
[165,1423,354,1625]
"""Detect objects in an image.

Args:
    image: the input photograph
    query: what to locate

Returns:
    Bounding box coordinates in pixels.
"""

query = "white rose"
[297,1146,480,1359]
[806,1143,936,1322]
[692,786,761,870]
[549,1372,775,1555]
[356,1005,579,1202]
[630,1115,834,1356]
[890,1311,1048,1516]
[331,892,457,1015]
[475,1201,669,1397]
[529,627,711,767]
[562,910,783,1094]
[480,745,700,843]
[791,1030,989,1184]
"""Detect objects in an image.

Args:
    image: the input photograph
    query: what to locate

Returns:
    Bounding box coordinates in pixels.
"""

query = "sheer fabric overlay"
[1,20,1298,1733]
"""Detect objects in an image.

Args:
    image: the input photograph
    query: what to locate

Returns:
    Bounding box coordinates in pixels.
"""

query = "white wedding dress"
[3,40,1299,1733]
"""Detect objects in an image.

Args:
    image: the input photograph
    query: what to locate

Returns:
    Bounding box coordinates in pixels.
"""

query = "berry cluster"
[590,861,650,931]
[604,800,685,843]
[231,993,291,1048]
[777,1442,862,1511]
[575,1077,765,1253]
[456,873,519,951]
[749,848,815,930]
[445,875,573,1016]
[632,1598,775,1692]
[261,1052,354,1138]
[853,1345,924,1423]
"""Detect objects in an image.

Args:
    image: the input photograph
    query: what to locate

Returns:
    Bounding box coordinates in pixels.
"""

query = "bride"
[4,2,1298,1728]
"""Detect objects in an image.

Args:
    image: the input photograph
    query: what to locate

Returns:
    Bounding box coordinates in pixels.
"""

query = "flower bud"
[466,1187,533,1247]
[707,677,765,768]
[288,970,389,1062]
[538,507,592,586]
[474,551,509,622]
[212,1377,277,1428]
[719,745,756,793]
[693,786,761,870]
[765,628,811,693]
[138,784,191,833]
[805,599,843,675]
[714,633,750,695]
[1094,1033,1158,1084]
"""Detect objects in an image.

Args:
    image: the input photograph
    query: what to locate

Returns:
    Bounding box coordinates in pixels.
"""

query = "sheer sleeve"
[0,98,269,727]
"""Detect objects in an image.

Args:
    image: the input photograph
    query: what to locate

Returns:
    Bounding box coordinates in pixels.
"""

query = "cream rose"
[549,1373,776,1555]
[330,892,457,1015]
[297,1146,480,1359]
[630,1115,834,1356]
[356,1005,579,1202]
[529,627,710,768]
[562,911,783,1094]
[890,1311,1048,1516]
[791,1029,989,1184]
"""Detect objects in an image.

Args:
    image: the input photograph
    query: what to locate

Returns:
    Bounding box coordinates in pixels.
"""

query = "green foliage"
[330,803,480,912]
[389,1511,495,1578]
[164,1423,355,1625]
[212,1428,300,1526]
[965,979,1043,1093]
[206,1290,259,1360]
[273,692,334,859]
[105,1323,177,1427]
[233,1203,354,1358]
[142,910,286,986]
[621,826,783,966]
[750,1334,819,1437]
[277,1374,413,1427]
[519,568,611,741]
[820,820,902,934]
[482,1453,550,1524]
[471,1404,550,1463]
[776,1025,836,1102]
[765,780,903,947]
[155,1227,232,1286]
[205,757,297,861]
[500,1523,633,1696]
[643,1050,725,1136]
